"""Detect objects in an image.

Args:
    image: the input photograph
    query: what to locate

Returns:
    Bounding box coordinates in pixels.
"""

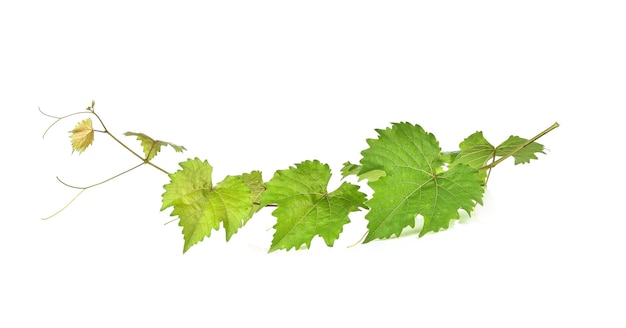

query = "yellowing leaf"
[124,132,186,161]
[239,171,265,221]
[161,158,253,253]
[69,118,94,154]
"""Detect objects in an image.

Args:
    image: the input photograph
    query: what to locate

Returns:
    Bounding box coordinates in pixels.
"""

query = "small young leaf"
[341,161,361,179]
[340,161,386,182]
[496,136,545,164]
[124,131,186,161]
[361,122,484,242]
[452,131,495,170]
[69,118,94,154]
[261,160,367,252]
[451,132,546,169]
[439,151,460,165]
[161,158,252,253]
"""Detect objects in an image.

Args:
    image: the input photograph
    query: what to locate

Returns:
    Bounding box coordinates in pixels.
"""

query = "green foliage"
[359,123,485,242]
[42,101,559,253]
[496,136,545,164]
[161,158,254,253]
[261,160,367,251]
[452,131,495,169]
[451,132,545,169]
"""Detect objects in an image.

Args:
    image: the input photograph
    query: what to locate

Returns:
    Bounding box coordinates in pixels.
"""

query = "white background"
[1,1,624,327]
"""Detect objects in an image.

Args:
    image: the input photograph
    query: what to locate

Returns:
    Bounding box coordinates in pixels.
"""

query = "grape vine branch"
[40,101,559,253]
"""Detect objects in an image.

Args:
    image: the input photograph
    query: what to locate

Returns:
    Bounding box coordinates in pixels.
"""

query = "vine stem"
[40,103,173,219]
[40,105,171,175]
[91,111,170,175]
[479,122,560,171]
[346,122,560,247]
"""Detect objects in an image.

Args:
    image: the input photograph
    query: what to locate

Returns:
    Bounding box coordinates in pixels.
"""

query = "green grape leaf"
[69,118,94,154]
[161,158,252,253]
[450,132,546,168]
[261,160,367,252]
[340,161,386,182]
[496,136,545,164]
[124,131,186,161]
[361,122,484,243]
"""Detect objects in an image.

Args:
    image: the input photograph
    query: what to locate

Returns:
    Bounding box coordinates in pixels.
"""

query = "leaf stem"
[483,151,496,187]
[253,202,277,207]
[479,122,559,171]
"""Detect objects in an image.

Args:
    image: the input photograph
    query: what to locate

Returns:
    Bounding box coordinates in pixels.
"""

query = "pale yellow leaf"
[69,118,94,154]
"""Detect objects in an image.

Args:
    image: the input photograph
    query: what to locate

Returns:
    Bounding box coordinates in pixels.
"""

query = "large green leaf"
[261,160,367,252]
[360,122,485,242]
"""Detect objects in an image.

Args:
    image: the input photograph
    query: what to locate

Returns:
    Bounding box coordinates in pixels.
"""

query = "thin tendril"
[348,231,368,248]
[39,107,91,138]
[42,189,86,220]
[164,218,179,225]
[56,163,144,190]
